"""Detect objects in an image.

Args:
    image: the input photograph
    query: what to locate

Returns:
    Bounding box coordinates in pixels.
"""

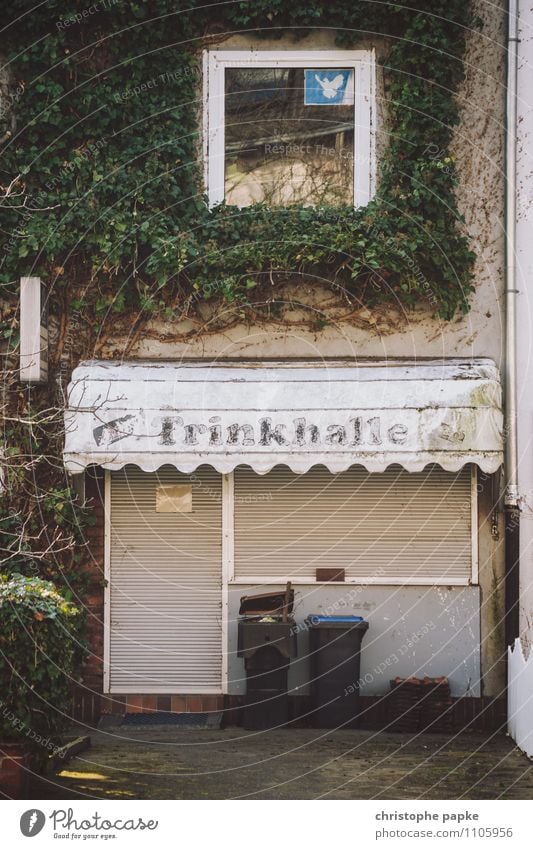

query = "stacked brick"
[0,744,31,798]
[388,676,453,733]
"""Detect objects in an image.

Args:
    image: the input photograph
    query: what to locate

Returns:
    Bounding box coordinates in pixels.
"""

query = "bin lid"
[239,589,294,617]
[306,614,368,628]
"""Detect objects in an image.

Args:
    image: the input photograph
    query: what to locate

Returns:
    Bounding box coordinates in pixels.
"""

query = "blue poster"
[304,69,354,105]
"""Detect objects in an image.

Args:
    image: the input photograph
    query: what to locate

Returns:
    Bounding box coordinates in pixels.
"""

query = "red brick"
[201,695,223,712]
[86,594,103,607]
[75,471,107,712]
[171,696,186,713]
[0,746,31,798]
[99,695,125,714]
[126,695,143,713]
[142,695,157,712]
[187,696,203,712]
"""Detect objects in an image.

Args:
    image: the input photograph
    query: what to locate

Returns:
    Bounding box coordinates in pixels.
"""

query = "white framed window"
[203,49,376,209]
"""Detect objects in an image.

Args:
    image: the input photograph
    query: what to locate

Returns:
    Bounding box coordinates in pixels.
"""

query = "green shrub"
[0,573,79,758]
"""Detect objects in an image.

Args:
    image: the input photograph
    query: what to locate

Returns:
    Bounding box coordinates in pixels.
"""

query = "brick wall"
[99,694,225,715]
[72,469,105,725]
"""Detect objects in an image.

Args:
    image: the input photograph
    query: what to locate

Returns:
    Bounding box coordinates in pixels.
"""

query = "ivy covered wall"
[0,0,476,336]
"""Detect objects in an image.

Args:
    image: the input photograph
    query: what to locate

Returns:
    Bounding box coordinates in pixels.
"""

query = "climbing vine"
[0,0,475,328]
[0,1,476,671]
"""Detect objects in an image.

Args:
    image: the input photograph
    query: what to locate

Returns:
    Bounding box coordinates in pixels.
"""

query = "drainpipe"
[505,0,520,647]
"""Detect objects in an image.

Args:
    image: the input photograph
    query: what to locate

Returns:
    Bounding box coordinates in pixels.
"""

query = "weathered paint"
[508,638,533,756]
[64,359,503,474]
[515,0,533,651]
[477,469,506,696]
[93,5,505,363]
[228,585,481,697]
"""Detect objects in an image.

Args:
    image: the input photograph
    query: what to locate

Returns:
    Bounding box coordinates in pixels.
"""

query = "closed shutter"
[233,465,473,584]
[109,465,222,692]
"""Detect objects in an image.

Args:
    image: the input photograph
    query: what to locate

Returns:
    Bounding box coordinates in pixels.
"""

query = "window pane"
[224,67,354,207]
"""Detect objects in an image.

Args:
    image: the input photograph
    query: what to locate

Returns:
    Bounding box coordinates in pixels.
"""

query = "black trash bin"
[306,614,369,729]
[238,587,297,730]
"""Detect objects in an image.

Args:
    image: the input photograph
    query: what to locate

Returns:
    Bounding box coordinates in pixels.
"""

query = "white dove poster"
[304,69,354,105]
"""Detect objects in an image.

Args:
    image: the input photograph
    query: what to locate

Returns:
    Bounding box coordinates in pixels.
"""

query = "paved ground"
[28,726,533,800]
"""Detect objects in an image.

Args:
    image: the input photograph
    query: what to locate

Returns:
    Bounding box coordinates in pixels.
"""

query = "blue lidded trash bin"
[306,614,369,729]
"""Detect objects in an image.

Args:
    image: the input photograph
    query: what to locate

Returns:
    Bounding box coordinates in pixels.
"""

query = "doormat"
[120,711,222,728]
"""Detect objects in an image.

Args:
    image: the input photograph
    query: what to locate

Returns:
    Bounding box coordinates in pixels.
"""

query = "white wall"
[516,0,533,649]
[228,585,481,698]
[508,638,533,756]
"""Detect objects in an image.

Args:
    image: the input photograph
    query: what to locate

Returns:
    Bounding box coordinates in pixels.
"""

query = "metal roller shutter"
[233,464,474,584]
[108,465,222,693]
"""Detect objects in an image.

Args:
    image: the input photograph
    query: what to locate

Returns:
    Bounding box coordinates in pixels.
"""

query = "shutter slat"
[109,465,222,692]
[234,464,472,582]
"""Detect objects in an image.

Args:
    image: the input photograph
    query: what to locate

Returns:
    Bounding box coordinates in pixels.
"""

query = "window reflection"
[224,67,355,206]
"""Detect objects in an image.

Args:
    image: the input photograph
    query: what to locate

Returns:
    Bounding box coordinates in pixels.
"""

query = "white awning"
[63,359,503,475]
